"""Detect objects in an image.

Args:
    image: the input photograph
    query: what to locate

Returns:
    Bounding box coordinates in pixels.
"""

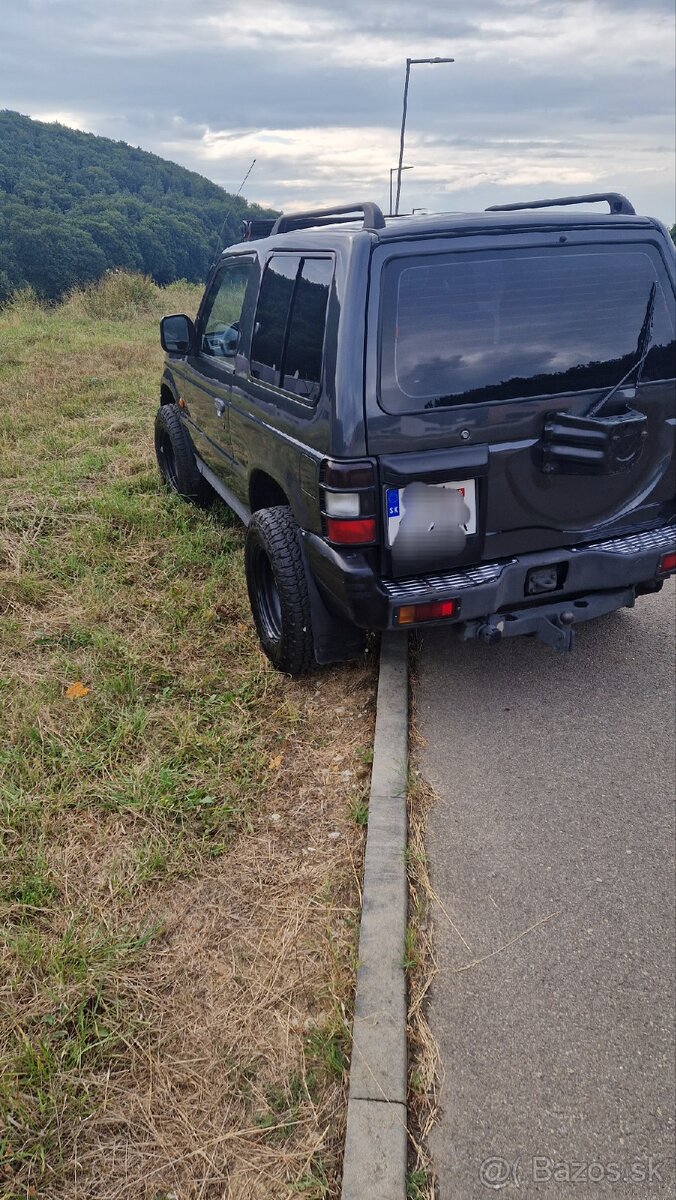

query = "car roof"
[222,207,657,257]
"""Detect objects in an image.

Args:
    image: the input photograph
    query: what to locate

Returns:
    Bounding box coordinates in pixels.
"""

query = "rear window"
[378,246,676,413]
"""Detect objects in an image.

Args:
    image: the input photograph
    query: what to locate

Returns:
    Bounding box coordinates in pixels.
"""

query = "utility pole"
[389,165,413,216]
[394,57,454,216]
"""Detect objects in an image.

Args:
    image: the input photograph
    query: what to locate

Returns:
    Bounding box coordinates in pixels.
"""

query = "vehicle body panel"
[364,226,676,573]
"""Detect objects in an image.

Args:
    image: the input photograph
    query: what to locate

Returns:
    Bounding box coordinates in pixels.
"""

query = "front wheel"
[245,506,315,675]
[154,403,213,505]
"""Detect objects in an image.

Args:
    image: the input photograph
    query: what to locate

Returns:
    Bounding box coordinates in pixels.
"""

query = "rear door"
[365,234,676,570]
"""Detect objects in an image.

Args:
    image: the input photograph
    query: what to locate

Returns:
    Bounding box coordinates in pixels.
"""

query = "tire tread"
[245,506,315,675]
[154,403,213,505]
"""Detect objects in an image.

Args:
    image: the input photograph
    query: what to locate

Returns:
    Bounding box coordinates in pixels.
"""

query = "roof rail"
[486,192,636,216]
[271,202,386,235]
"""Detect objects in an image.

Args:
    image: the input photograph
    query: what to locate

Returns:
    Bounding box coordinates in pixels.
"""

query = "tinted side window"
[250,256,300,385]
[282,258,332,400]
[200,257,254,359]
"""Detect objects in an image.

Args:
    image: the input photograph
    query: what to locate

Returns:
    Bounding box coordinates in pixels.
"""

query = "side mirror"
[160,314,195,354]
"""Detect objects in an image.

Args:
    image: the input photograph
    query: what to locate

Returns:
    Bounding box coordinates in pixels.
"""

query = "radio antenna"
[236,158,257,195]
[210,157,257,267]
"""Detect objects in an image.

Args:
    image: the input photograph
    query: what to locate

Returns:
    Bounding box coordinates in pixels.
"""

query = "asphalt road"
[416,580,675,1200]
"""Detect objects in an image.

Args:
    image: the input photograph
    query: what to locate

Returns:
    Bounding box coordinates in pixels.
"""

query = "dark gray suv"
[155,193,676,674]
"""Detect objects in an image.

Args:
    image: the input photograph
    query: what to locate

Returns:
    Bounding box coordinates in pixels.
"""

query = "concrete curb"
[341,631,409,1200]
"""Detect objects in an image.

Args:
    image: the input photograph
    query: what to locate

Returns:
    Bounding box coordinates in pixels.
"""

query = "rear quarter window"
[250,253,333,402]
[378,245,676,413]
[250,255,298,385]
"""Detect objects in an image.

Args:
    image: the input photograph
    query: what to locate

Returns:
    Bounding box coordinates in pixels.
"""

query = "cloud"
[2,0,674,221]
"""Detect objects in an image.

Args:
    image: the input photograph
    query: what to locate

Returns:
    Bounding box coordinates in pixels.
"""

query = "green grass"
[0,279,267,861]
[406,1167,431,1199]
[0,919,155,1180]
[402,925,421,972]
[292,1157,332,1198]
[0,276,250,1177]
[254,1071,306,1142]
[347,793,369,827]
[304,1010,351,1081]
[0,274,374,1198]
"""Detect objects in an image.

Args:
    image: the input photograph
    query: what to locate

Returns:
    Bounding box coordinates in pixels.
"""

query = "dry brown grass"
[404,645,442,1200]
[46,669,373,1200]
[0,275,377,1199]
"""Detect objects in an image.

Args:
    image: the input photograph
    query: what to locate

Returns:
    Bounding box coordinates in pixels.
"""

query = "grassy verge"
[0,274,375,1198]
[404,641,442,1200]
[404,770,440,1200]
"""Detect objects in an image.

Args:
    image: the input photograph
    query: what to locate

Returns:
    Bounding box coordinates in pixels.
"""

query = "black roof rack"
[486,192,636,216]
[271,202,386,235]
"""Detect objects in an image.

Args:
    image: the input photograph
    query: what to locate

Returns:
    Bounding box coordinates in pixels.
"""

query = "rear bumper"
[303,523,676,638]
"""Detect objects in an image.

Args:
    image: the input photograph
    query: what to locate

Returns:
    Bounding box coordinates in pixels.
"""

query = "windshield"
[378,246,676,414]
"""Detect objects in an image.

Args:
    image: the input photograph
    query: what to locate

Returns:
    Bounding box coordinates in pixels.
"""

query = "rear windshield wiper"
[588,281,657,417]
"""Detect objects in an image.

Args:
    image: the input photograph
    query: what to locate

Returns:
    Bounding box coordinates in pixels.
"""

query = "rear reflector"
[659,550,676,573]
[326,516,377,545]
[394,599,458,625]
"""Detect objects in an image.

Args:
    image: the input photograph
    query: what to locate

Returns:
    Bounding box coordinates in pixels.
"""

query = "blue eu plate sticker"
[387,488,400,518]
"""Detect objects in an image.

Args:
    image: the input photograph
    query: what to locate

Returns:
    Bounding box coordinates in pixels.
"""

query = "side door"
[229,253,335,497]
[180,254,257,481]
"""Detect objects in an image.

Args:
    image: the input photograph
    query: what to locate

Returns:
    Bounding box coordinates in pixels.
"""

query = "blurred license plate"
[385,479,477,547]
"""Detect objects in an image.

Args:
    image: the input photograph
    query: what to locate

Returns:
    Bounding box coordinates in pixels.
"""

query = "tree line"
[1,112,674,305]
[0,111,276,302]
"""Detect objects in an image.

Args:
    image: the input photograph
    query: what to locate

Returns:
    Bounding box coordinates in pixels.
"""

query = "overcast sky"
[2,0,675,222]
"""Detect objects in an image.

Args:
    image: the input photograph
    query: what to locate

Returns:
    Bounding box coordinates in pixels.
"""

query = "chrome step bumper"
[575,523,676,556]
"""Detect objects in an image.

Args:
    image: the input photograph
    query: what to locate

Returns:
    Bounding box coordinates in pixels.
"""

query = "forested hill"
[0,111,276,301]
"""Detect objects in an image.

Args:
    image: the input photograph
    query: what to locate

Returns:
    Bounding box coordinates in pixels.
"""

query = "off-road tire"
[245,506,315,676]
[154,403,213,505]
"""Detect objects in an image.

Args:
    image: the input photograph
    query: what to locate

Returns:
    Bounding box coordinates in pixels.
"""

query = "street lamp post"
[394,56,454,217]
[389,165,413,216]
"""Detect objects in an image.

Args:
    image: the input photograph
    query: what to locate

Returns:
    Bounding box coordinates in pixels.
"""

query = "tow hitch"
[463,587,636,652]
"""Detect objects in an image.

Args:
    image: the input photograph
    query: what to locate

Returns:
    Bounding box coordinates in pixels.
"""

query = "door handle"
[214,398,226,418]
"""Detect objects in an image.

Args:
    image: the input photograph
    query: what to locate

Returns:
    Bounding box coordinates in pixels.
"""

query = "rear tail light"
[321,459,377,546]
[326,516,377,545]
[659,550,676,574]
[394,599,458,625]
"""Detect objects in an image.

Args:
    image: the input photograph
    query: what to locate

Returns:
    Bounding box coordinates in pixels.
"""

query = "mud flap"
[298,539,367,666]
[462,587,636,652]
